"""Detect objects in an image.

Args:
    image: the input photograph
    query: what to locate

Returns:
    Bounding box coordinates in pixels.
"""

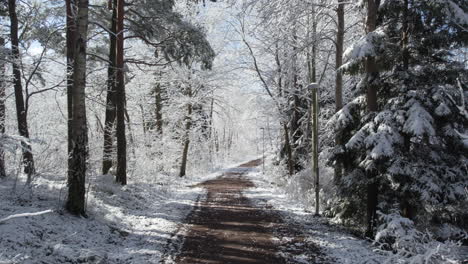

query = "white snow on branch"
[403,101,435,137]
[341,29,386,71]
[433,0,468,29]
[454,129,468,149]
[0,210,54,224]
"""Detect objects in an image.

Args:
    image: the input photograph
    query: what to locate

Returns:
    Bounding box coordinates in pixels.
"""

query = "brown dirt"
[173,159,322,264]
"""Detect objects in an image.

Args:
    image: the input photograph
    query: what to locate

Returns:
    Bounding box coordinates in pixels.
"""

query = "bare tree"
[8,0,35,183]
[179,83,193,177]
[115,0,127,185]
[0,36,6,178]
[66,0,76,183]
[102,0,118,175]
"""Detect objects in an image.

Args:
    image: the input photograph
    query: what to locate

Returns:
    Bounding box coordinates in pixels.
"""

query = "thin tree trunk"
[283,123,294,176]
[67,0,89,216]
[154,82,163,134]
[0,36,6,178]
[365,0,379,238]
[179,86,192,177]
[115,0,127,185]
[8,0,35,183]
[289,23,302,171]
[102,0,117,175]
[66,0,76,183]
[401,0,409,70]
[334,0,345,183]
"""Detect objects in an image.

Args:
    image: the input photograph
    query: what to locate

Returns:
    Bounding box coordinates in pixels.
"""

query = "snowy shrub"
[376,211,464,264]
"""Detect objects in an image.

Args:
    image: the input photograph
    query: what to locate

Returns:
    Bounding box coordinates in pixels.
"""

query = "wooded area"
[0,0,466,263]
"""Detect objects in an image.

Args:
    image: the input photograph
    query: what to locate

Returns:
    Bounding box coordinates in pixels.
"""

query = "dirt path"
[171,160,322,264]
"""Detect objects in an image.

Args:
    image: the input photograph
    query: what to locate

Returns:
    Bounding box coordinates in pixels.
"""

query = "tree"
[330,0,467,239]
[179,81,193,177]
[102,0,118,175]
[115,0,126,185]
[8,0,35,183]
[0,35,6,178]
[66,0,76,183]
[334,0,345,183]
[364,0,380,238]
[67,0,90,216]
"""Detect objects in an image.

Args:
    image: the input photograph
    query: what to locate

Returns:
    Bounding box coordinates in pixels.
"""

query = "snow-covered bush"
[376,211,464,264]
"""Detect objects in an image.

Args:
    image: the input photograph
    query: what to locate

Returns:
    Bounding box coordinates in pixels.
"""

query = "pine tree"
[330,0,468,238]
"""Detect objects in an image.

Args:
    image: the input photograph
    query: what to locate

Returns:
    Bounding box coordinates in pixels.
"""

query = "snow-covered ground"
[2,157,464,264]
[0,171,213,264]
[244,170,389,264]
[243,157,466,264]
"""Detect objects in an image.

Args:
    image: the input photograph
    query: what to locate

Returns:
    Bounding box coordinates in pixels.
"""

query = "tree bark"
[179,86,192,177]
[334,0,345,183]
[154,82,163,134]
[67,0,89,216]
[365,0,380,238]
[0,36,6,178]
[66,0,76,183]
[115,0,127,185]
[401,0,409,70]
[8,0,35,183]
[102,0,118,175]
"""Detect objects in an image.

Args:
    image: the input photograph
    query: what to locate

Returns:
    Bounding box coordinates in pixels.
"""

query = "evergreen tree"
[330,0,468,239]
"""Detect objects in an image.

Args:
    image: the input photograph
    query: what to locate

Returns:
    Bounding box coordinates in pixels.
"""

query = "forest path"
[169,159,321,264]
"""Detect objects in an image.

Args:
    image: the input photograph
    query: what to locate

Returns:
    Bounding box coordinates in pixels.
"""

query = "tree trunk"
[67,0,89,216]
[154,82,163,134]
[115,0,127,185]
[0,36,6,178]
[365,0,379,238]
[401,0,409,70]
[334,0,345,183]
[102,0,117,175]
[283,123,294,176]
[8,0,35,183]
[179,86,192,177]
[66,0,76,183]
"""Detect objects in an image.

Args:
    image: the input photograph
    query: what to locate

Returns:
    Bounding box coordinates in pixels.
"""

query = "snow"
[243,159,392,264]
[0,172,210,264]
[433,0,468,27]
[341,29,386,71]
[0,209,53,224]
[403,100,435,137]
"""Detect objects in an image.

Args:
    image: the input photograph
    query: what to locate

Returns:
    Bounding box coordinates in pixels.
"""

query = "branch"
[0,210,53,224]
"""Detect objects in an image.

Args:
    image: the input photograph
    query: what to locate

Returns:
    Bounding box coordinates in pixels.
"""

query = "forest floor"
[0,159,404,264]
